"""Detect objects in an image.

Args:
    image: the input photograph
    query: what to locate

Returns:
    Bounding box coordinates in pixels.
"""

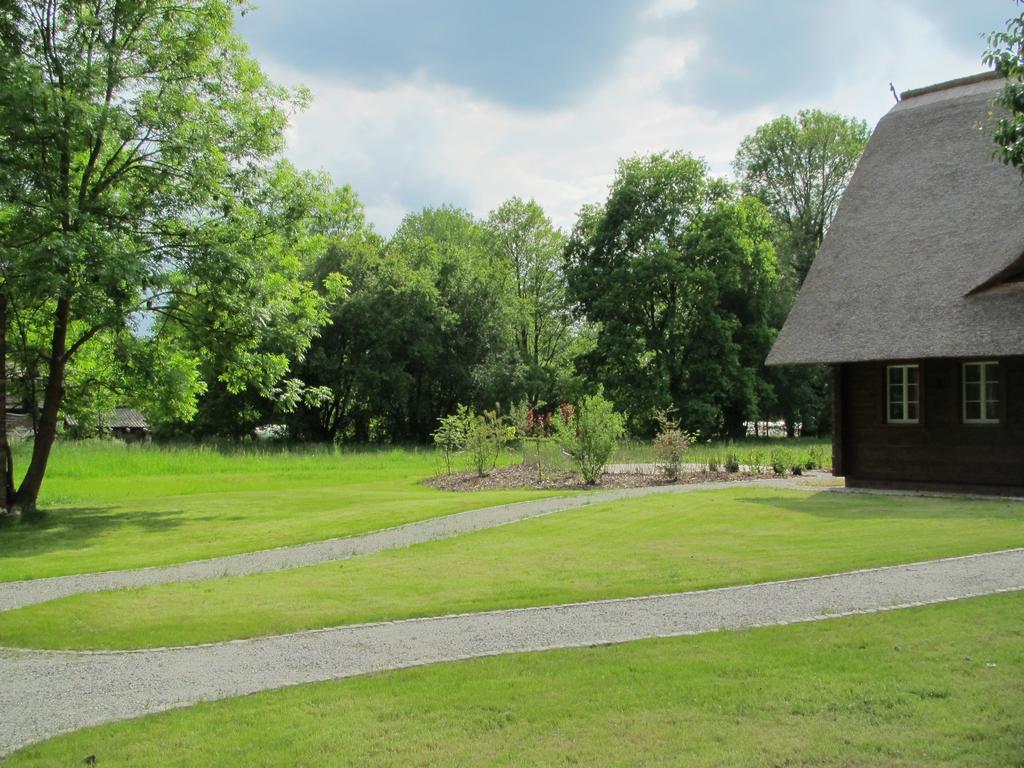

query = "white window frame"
[962,361,1000,425]
[886,364,920,424]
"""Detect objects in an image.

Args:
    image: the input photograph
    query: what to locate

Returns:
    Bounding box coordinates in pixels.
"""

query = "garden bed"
[428,463,778,491]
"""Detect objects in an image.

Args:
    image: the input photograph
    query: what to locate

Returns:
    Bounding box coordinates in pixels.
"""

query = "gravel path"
[0,477,810,612]
[2,548,1022,757]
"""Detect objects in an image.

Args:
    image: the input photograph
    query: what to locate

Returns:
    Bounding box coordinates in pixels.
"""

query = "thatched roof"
[767,72,1024,366]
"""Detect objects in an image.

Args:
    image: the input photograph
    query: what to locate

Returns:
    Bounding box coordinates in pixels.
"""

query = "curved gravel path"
[2,548,1022,757]
[0,478,810,612]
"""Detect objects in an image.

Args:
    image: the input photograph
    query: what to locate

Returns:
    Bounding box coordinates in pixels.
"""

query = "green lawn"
[7,592,1023,767]
[0,441,564,581]
[5,486,1021,650]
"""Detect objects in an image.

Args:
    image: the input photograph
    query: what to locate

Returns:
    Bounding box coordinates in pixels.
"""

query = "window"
[887,364,920,424]
[963,362,1000,424]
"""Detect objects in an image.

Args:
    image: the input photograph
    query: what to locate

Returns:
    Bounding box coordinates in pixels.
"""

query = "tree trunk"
[0,292,11,514]
[14,297,70,513]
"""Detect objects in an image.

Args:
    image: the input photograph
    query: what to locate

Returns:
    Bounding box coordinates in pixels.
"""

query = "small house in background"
[64,407,150,443]
[104,408,150,443]
[768,72,1024,495]
[4,410,34,440]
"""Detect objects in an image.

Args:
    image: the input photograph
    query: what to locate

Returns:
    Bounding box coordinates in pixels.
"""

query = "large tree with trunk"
[0,0,327,512]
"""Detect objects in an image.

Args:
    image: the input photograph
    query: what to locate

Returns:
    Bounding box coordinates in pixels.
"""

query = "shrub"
[790,464,804,476]
[747,451,768,475]
[706,455,721,472]
[432,406,472,475]
[770,450,786,476]
[463,409,515,477]
[433,405,514,477]
[652,410,694,481]
[724,452,741,473]
[553,390,625,485]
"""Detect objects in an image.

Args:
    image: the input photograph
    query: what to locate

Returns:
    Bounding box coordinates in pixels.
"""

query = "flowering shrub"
[523,407,554,438]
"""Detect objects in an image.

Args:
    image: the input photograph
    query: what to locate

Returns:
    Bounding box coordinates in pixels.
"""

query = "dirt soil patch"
[427,463,778,492]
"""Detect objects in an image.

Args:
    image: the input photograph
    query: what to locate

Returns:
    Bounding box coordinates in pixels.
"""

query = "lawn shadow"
[740,490,1024,521]
[0,505,198,562]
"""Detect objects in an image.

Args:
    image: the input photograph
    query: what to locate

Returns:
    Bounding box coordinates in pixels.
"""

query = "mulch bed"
[427,463,776,492]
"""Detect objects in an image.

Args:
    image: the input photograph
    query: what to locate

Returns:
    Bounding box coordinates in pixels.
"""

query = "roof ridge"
[899,71,1001,101]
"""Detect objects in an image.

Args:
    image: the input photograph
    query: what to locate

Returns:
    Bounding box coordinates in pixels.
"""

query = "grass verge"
[3,486,1021,650]
[6,592,1023,767]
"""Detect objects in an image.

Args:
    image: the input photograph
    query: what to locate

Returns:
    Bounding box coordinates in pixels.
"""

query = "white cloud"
[644,0,698,20]
[253,1,991,235]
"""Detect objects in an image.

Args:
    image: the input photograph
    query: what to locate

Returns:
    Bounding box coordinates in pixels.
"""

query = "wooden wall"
[836,356,1024,493]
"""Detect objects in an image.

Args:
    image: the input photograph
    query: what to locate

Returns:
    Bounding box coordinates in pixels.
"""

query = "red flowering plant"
[521,403,563,480]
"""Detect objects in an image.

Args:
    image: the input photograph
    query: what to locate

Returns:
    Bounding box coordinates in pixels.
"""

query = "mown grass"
[8,592,1023,767]
[5,486,1021,650]
[0,441,564,581]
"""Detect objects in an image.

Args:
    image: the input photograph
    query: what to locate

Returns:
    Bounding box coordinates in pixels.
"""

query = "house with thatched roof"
[768,72,1024,495]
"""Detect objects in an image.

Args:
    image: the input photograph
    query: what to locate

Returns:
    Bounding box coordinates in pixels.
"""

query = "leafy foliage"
[553,391,625,484]
[734,110,870,287]
[462,409,515,477]
[651,410,694,481]
[431,404,515,477]
[433,406,471,476]
[986,3,1024,172]
[564,152,779,438]
[0,0,328,508]
[485,198,575,405]
[734,111,870,437]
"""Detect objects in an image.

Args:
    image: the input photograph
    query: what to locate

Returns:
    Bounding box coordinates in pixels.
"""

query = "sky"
[235,0,1013,234]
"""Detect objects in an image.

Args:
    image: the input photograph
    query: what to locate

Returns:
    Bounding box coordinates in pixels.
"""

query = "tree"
[734,110,869,436]
[288,230,438,442]
[564,152,778,438]
[733,110,869,287]
[985,2,1024,173]
[292,206,522,443]
[175,166,359,438]
[484,198,572,406]
[0,0,324,512]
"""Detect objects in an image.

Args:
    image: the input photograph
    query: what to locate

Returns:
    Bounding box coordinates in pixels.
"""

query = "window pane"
[906,366,918,385]
[889,403,904,421]
[964,364,981,384]
[965,381,980,402]
[906,383,918,404]
[965,401,982,421]
[985,381,999,405]
[906,403,918,422]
